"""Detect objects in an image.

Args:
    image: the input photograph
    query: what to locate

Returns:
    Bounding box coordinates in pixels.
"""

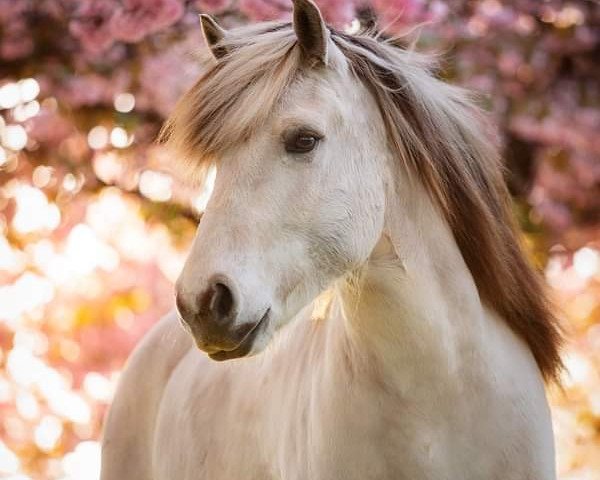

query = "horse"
[101,1,562,478]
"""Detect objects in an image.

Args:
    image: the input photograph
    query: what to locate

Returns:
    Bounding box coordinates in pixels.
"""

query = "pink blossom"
[317,0,355,27]
[74,45,128,70]
[110,0,185,43]
[1,22,34,60]
[498,50,523,76]
[572,155,600,188]
[533,200,573,231]
[371,0,429,32]
[62,75,112,106]
[36,0,68,21]
[137,41,201,116]
[238,0,291,22]
[194,0,232,15]
[0,0,28,24]
[428,1,448,23]
[59,72,130,107]
[69,0,117,54]
[26,110,73,145]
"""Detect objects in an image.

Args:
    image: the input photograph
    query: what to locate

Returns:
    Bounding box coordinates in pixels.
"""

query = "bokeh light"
[113,93,135,113]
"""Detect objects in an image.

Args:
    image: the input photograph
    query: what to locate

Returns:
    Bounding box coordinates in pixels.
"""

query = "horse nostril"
[208,282,235,319]
[175,293,193,321]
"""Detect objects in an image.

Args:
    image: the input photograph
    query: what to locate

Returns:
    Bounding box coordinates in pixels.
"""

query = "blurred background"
[0,0,598,478]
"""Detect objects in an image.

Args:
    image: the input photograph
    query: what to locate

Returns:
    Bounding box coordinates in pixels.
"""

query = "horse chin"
[204,309,270,362]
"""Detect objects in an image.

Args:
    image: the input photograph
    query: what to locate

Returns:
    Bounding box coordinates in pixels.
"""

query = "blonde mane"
[160,23,563,380]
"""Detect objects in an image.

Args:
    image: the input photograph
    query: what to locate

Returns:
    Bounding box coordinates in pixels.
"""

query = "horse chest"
[150,325,552,480]
[154,378,439,480]
[295,385,460,480]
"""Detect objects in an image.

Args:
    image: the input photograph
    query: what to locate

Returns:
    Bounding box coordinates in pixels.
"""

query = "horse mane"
[159,22,302,179]
[160,23,563,381]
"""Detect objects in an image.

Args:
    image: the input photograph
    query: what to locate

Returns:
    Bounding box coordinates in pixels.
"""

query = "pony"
[101,1,562,478]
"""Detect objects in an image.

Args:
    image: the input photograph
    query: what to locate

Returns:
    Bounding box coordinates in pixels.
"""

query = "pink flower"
[0,0,28,25]
[69,0,117,54]
[533,200,573,231]
[110,0,185,43]
[194,0,232,15]
[26,110,73,145]
[137,41,201,116]
[59,72,130,107]
[61,74,113,106]
[371,0,429,32]
[238,0,290,22]
[1,21,34,60]
[318,0,355,27]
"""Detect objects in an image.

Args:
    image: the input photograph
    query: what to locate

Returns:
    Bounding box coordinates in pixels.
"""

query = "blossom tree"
[0,1,598,478]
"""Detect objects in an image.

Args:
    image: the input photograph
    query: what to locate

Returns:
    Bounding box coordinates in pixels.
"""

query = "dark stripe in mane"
[332,31,563,380]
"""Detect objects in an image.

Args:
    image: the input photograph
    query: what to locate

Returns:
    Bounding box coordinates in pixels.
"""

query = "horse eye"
[284,131,321,154]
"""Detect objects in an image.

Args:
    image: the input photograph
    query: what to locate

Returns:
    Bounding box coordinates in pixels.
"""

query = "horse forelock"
[160,22,563,380]
[159,22,299,181]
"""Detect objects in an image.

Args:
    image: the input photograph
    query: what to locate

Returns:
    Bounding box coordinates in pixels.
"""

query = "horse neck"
[332,178,489,385]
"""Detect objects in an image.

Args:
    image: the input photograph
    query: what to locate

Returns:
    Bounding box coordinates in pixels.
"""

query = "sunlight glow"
[573,247,599,280]
[32,165,54,188]
[139,170,172,202]
[0,83,21,109]
[0,79,39,110]
[10,184,60,233]
[13,101,40,122]
[109,127,131,149]
[83,373,113,403]
[0,441,19,474]
[0,378,12,403]
[2,125,28,151]
[62,173,78,192]
[61,441,101,480]
[13,329,49,355]
[34,415,63,452]
[92,152,122,183]
[64,224,120,275]
[0,274,55,324]
[6,347,48,388]
[16,391,40,420]
[113,93,135,113]
[18,78,40,103]
[562,351,592,387]
[0,236,25,274]
[16,224,117,290]
[48,390,91,424]
[87,126,109,150]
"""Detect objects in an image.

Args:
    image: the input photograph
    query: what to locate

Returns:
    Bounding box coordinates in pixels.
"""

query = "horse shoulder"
[100,310,193,480]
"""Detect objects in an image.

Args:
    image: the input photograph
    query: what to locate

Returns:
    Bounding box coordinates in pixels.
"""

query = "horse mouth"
[207,309,270,361]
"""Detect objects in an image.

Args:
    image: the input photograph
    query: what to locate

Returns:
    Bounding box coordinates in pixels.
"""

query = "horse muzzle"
[175,275,270,361]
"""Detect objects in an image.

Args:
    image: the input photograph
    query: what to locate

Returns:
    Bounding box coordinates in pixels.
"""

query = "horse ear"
[292,0,328,65]
[199,14,229,60]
